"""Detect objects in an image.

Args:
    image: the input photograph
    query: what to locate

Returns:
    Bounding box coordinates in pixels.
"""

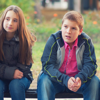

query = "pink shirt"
[59,38,79,77]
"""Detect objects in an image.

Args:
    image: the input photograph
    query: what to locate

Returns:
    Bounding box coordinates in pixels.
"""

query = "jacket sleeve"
[16,62,33,82]
[41,35,70,87]
[0,61,33,81]
[75,38,97,85]
[0,62,17,80]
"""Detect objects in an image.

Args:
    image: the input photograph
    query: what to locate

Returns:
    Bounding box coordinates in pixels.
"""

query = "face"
[3,10,19,36]
[61,19,83,48]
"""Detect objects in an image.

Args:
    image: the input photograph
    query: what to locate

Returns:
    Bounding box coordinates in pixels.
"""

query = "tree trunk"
[34,0,42,23]
[74,0,81,13]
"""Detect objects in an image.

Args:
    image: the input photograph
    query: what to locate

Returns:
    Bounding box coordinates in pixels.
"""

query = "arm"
[0,61,33,81]
[41,35,70,87]
[16,62,33,82]
[0,62,17,80]
[75,38,97,85]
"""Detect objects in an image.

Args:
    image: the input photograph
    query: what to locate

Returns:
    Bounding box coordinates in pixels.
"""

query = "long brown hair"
[0,5,36,65]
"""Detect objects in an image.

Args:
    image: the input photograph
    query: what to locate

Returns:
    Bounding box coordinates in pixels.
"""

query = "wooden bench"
[4,89,83,98]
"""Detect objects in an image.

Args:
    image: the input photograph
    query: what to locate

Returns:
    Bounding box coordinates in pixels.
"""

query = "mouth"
[8,27,13,29]
[65,35,71,39]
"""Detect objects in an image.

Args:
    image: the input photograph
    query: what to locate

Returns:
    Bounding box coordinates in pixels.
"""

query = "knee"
[91,76,99,86]
[88,76,99,90]
[9,79,24,92]
[37,73,53,89]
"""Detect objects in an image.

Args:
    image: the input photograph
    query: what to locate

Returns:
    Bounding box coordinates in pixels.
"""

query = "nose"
[9,20,13,26]
[66,27,71,33]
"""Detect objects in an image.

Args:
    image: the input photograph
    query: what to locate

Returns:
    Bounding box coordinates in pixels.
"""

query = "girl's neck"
[6,32,15,41]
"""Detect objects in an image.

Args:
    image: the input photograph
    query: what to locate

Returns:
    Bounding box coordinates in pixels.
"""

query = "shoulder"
[44,30,64,51]
[78,32,91,42]
[45,31,61,48]
[78,32,93,47]
[50,30,62,40]
[80,32,90,39]
[49,30,64,47]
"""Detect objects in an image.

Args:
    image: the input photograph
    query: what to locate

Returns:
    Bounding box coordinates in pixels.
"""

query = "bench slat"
[4,89,83,98]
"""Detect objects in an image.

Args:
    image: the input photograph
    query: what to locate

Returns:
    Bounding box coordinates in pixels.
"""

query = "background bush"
[0,0,34,16]
[30,11,100,43]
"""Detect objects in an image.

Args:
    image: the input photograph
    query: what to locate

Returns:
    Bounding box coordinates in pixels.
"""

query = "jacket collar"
[78,32,90,47]
[54,31,90,48]
[13,34,19,42]
[5,34,19,42]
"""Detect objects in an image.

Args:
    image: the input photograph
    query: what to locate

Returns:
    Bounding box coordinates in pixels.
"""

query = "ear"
[79,29,83,35]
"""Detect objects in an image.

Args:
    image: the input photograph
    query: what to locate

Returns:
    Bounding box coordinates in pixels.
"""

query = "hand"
[68,77,76,91]
[68,77,81,92]
[13,69,23,79]
[73,77,81,92]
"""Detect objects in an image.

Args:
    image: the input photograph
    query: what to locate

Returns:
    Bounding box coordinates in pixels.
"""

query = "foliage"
[32,42,45,78]
[28,22,59,42]
[94,44,100,70]
[83,11,100,43]
[0,0,34,14]
[27,11,100,44]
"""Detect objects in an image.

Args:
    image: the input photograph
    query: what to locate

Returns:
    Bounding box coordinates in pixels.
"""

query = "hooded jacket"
[0,35,33,82]
[41,31,97,87]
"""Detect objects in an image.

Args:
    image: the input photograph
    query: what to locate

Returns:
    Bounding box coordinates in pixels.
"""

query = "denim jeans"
[0,77,30,100]
[37,73,99,100]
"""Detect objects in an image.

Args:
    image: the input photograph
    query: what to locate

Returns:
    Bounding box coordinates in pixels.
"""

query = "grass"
[31,42,100,78]
[32,42,46,78]
[94,44,100,70]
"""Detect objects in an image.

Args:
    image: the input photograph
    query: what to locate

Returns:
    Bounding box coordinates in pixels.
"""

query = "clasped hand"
[68,77,81,92]
[13,69,23,79]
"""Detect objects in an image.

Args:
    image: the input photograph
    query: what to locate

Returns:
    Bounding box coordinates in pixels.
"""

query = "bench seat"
[4,89,83,98]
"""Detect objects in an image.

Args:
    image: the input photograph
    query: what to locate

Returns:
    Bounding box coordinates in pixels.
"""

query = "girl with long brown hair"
[0,5,36,100]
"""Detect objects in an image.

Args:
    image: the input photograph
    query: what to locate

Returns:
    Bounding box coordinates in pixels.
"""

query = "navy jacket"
[41,31,97,87]
[0,35,33,82]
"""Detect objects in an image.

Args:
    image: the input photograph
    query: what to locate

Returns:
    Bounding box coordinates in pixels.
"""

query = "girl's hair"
[0,5,36,65]
[62,11,84,30]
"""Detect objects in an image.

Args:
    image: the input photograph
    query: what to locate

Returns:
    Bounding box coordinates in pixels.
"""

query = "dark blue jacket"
[41,30,97,87]
[0,35,33,82]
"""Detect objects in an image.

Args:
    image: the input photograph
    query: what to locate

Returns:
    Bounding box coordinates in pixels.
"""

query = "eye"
[64,25,67,28]
[13,19,18,22]
[72,27,76,30]
[5,18,9,21]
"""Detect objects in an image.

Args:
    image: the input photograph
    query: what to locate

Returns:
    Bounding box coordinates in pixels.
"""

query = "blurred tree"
[89,0,98,10]
[74,0,81,13]
[68,0,83,13]
[41,0,46,7]
[68,0,74,10]
[0,0,34,14]
[34,0,42,23]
